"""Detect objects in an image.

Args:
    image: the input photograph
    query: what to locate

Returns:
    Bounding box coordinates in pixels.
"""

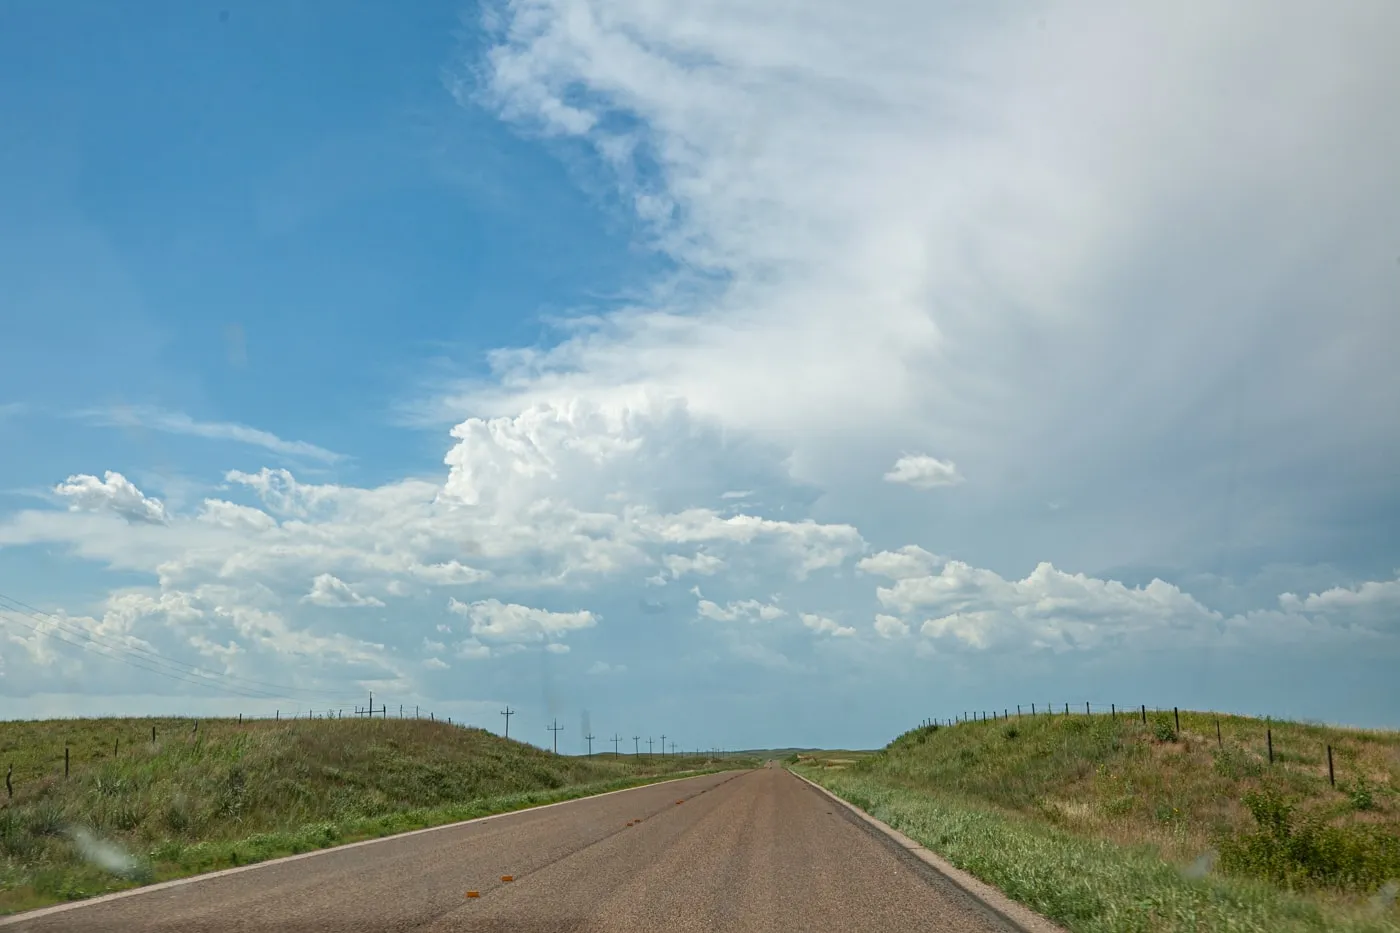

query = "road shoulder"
[787,769,1069,933]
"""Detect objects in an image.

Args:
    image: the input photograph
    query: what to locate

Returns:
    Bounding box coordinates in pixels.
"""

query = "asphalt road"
[3,764,1026,932]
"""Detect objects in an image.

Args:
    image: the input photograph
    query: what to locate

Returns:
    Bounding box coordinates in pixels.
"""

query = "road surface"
[3,764,1028,932]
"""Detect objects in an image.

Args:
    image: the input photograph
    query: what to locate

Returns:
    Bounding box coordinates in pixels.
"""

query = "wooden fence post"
[1267,728,1274,765]
[114,738,118,758]
[1112,703,1116,718]
[1174,707,1180,733]
[1216,717,1222,748]
[1141,704,1146,724]
[64,745,69,779]
[6,764,12,799]
[1327,745,1335,787]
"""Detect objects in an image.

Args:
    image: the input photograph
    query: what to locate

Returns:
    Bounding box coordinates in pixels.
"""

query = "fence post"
[1086,701,1090,716]
[1031,703,1035,715]
[193,720,198,734]
[1216,717,1222,748]
[1174,708,1180,733]
[1327,745,1335,786]
[1267,728,1273,765]
[1112,703,1116,718]
[276,710,279,721]
[1065,702,1069,715]
[5,764,11,799]
[1017,705,1021,718]
[238,713,242,725]
[114,738,118,758]
[65,745,69,779]
[1141,704,1146,724]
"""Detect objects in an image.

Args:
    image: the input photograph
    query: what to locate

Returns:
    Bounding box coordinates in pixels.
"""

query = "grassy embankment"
[0,716,754,914]
[793,710,1400,933]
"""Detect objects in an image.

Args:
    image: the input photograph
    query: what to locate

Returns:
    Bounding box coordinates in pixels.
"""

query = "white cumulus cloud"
[54,472,169,525]
[301,574,385,609]
[448,597,598,644]
[884,455,963,489]
[800,613,856,637]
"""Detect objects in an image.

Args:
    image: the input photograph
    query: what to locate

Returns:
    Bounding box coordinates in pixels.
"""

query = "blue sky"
[1,1,1397,751]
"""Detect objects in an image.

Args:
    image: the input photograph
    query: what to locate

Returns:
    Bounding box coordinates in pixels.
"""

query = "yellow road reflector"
[501,875,514,883]
[466,891,480,899]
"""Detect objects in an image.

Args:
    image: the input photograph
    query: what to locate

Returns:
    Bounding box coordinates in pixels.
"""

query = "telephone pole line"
[500,706,515,740]
[585,732,595,757]
[611,734,622,756]
[547,718,564,754]
[632,735,640,758]
[660,733,667,758]
[647,737,654,759]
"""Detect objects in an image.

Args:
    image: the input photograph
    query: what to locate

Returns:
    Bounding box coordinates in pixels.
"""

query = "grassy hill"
[795,709,1400,933]
[0,715,754,914]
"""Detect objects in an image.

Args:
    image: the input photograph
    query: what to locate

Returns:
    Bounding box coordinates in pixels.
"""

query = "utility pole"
[611,734,622,756]
[585,732,595,757]
[660,733,667,758]
[647,737,654,759]
[670,741,677,756]
[547,718,564,754]
[633,735,640,758]
[501,707,515,739]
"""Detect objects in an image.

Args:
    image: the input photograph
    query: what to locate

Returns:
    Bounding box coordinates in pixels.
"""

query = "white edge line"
[788,769,1070,933]
[0,769,737,926]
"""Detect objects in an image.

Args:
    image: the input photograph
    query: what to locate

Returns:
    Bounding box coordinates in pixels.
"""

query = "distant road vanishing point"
[2,765,1050,932]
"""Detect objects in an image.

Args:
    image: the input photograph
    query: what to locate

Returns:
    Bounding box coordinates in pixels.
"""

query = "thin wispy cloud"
[80,406,343,464]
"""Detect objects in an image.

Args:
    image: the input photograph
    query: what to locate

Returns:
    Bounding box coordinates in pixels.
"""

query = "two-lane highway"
[3,765,1029,932]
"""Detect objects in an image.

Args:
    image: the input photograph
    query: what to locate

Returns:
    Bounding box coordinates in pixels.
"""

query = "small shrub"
[0,808,37,859]
[1218,787,1400,891]
[164,798,192,833]
[111,801,146,831]
[1213,746,1264,779]
[1002,726,1020,741]
[1152,717,1178,743]
[26,803,66,838]
[1347,776,1376,812]
[1062,717,1090,735]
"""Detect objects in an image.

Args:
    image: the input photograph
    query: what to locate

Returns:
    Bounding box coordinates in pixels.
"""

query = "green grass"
[795,710,1400,933]
[0,715,754,915]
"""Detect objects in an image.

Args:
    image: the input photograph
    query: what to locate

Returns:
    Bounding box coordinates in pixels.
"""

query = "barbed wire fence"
[902,701,1340,781]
